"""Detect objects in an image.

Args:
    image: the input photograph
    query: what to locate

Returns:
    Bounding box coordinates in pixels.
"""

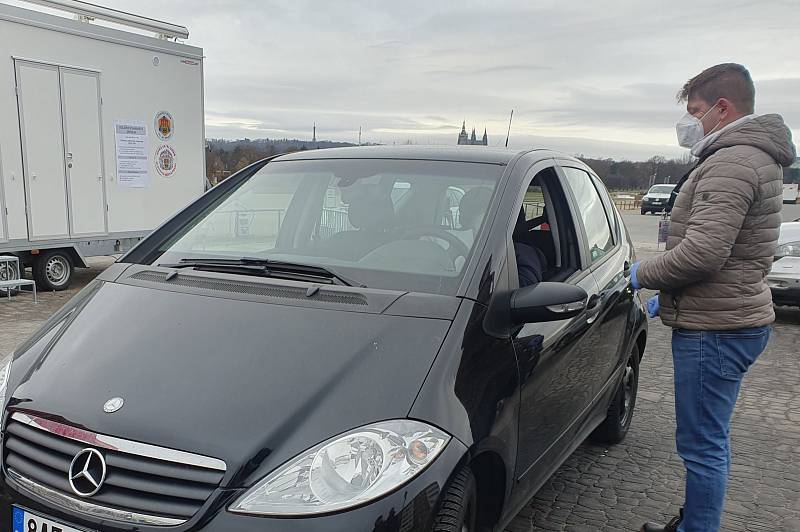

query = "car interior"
[511,168,580,285]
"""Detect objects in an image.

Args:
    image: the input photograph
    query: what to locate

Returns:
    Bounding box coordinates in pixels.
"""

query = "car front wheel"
[589,344,640,444]
[433,466,478,532]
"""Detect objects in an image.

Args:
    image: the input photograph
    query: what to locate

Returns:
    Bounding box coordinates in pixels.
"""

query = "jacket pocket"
[715,328,770,378]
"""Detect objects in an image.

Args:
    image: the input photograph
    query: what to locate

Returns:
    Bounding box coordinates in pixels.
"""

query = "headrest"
[345,186,395,230]
[459,187,493,230]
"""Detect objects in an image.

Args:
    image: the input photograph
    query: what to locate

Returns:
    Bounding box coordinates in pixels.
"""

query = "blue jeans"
[672,326,770,532]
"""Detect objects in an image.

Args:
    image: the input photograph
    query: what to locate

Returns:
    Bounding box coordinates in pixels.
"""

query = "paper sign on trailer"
[115,121,150,188]
[0,1,205,290]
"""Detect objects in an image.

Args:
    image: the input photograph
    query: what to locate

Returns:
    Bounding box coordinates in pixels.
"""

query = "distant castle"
[457,121,488,146]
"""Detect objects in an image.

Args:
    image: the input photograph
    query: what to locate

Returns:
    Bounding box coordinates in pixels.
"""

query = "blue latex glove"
[630,261,642,290]
[647,295,660,318]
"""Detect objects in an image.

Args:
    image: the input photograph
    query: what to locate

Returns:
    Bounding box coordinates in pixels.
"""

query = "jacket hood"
[703,113,797,166]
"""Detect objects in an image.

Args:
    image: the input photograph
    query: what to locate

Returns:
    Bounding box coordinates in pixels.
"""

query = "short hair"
[678,63,755,114]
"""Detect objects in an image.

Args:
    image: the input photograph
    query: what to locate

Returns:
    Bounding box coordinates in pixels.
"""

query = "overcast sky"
[11,0,800,160]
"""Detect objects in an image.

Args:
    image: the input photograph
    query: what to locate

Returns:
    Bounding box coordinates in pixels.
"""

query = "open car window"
[151,159,503,295]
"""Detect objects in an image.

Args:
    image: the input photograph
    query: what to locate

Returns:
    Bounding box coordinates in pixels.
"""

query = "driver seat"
[321,190,395,260]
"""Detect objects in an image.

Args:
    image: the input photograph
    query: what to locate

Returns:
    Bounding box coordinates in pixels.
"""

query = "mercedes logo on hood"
[103,397,124,413]
[68,448,107,497]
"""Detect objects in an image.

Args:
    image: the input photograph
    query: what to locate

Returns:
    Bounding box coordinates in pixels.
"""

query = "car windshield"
[648,185,675,194]
[152,159,503,295]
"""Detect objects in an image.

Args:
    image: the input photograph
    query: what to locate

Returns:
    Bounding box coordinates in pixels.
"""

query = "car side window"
[509,167,582,287]
[589,172,619,242]
[561,167,615,263]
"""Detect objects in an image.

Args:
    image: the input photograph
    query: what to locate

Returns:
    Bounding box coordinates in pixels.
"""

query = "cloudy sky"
[11,0,800,160]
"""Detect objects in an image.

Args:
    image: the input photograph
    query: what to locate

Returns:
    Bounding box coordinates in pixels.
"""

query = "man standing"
[630,64,796,532]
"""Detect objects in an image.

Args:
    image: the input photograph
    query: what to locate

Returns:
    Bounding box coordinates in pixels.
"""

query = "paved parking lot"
[1,252,798,531]
[622,203,800,251]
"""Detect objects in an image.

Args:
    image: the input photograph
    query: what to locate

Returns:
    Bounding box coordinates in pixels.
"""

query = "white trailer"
[0,0,204,290]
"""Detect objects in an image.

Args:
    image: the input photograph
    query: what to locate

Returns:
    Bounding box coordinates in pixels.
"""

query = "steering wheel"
[398,225,471,263]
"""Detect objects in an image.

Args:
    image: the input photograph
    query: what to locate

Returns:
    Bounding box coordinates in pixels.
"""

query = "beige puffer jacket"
[638,114,796,330]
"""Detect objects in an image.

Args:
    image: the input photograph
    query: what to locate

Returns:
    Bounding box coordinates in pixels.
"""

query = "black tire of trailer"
[33,249,74,291]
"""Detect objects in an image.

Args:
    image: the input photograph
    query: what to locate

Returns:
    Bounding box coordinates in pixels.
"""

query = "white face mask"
[675,105,721,149]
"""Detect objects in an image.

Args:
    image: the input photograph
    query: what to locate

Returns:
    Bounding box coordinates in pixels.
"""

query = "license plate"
[13,506,89,532]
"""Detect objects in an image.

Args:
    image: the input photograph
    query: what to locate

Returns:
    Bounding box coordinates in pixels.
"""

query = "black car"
[0,147,647,532]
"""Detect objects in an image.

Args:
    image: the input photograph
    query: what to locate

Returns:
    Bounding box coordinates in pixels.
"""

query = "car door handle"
[586,294,603,324]
[623,261,631,278]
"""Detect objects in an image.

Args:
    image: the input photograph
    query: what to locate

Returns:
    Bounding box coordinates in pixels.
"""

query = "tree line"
[206,139,798,191]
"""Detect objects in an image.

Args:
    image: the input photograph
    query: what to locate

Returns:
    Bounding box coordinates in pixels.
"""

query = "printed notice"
[115,121,149,188]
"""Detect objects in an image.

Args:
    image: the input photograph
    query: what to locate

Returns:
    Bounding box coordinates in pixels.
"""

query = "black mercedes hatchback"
[0,146,647,532]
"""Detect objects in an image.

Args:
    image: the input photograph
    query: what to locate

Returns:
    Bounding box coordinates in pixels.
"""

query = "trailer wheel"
[33,250,73,291]
[0,256,20,297]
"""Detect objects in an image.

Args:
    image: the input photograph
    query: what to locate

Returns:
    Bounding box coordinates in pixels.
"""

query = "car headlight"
[775,241,800,259]
[229,419,450,516]
[0,359,11,409]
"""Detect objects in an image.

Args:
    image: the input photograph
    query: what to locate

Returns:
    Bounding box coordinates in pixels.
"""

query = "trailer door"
[0,144,7,242]
[61,68,107,236]
[15,61,70,240]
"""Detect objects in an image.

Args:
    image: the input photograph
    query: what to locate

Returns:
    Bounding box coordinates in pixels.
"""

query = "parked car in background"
[0,146,647,532]
[768,218,800,306]
[640,184,676,215]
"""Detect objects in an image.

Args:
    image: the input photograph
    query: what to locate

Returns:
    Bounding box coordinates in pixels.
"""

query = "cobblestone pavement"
[1,256,799,531]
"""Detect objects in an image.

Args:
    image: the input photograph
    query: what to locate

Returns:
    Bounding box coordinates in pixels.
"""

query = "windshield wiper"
[157,257,366,287]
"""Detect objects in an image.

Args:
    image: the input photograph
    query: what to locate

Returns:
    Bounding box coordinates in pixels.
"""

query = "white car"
[767,219,800,306]
[640,184,677,215]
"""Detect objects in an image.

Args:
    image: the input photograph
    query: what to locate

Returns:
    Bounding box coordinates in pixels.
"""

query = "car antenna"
[505,109,514,148]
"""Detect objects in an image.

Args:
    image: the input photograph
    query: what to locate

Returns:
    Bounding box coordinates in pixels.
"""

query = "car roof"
[271,145,553,165]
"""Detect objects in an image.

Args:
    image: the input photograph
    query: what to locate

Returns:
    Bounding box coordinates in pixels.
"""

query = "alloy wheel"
[620,358,636,427]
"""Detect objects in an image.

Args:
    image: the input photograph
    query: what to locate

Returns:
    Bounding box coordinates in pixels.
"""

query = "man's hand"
[647,295,660,318]
[630,261,642,290]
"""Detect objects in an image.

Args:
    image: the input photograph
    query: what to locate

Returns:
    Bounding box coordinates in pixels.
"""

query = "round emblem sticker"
[155,145,177,177]
[154,111,174,140]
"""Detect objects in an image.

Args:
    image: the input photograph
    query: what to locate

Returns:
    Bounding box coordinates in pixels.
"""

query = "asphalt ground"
[1,220,799,530]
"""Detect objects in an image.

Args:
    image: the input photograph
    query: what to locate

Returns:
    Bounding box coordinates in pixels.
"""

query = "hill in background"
[206,139,799,190]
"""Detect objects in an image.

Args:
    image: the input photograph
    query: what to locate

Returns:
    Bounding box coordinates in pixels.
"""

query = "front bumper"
[641,200,669,212]
[1,437,468,532]
[768,257,800,305]
[769,282,800,305]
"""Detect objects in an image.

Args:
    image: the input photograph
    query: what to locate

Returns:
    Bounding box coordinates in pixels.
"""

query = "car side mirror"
[510,282,588,323]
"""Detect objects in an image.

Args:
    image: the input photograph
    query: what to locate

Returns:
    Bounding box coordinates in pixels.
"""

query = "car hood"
[778,221,800,245]
[7,279,453,487]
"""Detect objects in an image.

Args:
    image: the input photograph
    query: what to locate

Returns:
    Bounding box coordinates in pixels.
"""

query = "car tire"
[640,208,648,215]
[433,466,479,532]
[589,344,640,444]
[33,250,73,291]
